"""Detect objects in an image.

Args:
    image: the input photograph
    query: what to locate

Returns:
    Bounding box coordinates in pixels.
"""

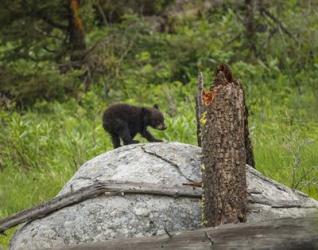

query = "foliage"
[0,61,82,106]
[94,0,172,24]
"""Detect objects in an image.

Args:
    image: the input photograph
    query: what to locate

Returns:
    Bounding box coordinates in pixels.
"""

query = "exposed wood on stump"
[201,64,248,227]
[0,181,201,234]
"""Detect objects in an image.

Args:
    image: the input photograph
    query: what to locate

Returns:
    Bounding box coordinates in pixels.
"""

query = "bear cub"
[103,103,167,148]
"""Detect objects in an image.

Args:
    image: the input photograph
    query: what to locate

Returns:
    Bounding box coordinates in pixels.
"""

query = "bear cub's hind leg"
[120,124,139,145]
[111,135,121,148]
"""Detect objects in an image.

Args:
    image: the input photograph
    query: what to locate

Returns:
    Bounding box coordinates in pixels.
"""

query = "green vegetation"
[1,1,318,248]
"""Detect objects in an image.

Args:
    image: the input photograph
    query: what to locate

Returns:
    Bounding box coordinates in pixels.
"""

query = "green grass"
[254,126,318,196]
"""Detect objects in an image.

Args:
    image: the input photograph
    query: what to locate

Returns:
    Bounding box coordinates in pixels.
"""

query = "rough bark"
[201,64,247,227]
[213,64,255,168]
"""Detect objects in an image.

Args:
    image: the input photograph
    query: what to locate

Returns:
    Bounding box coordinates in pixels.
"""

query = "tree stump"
[201,64,248,227]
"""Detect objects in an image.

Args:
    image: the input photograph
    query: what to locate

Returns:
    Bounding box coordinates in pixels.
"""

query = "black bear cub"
[103,103,167,148]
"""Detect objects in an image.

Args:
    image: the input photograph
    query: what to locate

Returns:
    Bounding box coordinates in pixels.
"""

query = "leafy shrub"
[0,61,82,107]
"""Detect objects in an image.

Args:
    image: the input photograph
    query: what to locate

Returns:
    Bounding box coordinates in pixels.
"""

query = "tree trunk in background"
[68,0,91,90]
[68,0,86,63]
[244,0,257,56]
[201,64,248,227]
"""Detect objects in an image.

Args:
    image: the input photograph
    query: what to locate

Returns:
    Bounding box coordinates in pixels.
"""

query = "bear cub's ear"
[153,104,159,110]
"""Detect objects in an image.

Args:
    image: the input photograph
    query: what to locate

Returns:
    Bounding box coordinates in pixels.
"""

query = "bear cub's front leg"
[141,129,163,142]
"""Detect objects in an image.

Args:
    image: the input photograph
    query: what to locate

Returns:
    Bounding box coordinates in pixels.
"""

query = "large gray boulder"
[10,142,318,250]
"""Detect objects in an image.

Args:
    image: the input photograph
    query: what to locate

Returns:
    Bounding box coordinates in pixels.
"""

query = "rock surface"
[10,142,318,250]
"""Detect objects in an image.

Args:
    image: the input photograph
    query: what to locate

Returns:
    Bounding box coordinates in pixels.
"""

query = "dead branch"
[196,72,204,147]
[0,181,201,234]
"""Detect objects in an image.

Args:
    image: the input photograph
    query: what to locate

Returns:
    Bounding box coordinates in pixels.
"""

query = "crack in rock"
[248,167,289,193]
[248,198,317,209]
[205,232,214,250]
[141,145,195,182]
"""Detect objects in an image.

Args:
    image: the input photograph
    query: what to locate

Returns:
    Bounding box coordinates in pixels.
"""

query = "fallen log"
[50,214,318,250]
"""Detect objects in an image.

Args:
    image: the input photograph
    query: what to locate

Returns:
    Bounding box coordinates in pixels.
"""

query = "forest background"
[1,0,318,247]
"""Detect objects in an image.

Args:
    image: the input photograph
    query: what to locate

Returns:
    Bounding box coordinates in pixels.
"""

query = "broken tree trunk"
[196,67,255,168]
[201,64,248,227]
[196,72,204,147]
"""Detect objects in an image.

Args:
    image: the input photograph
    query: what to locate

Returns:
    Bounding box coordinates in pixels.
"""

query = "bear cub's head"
[143,104,167,130]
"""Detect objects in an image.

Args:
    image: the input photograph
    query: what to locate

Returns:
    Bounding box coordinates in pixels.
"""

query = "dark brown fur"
[103,103,166,148]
